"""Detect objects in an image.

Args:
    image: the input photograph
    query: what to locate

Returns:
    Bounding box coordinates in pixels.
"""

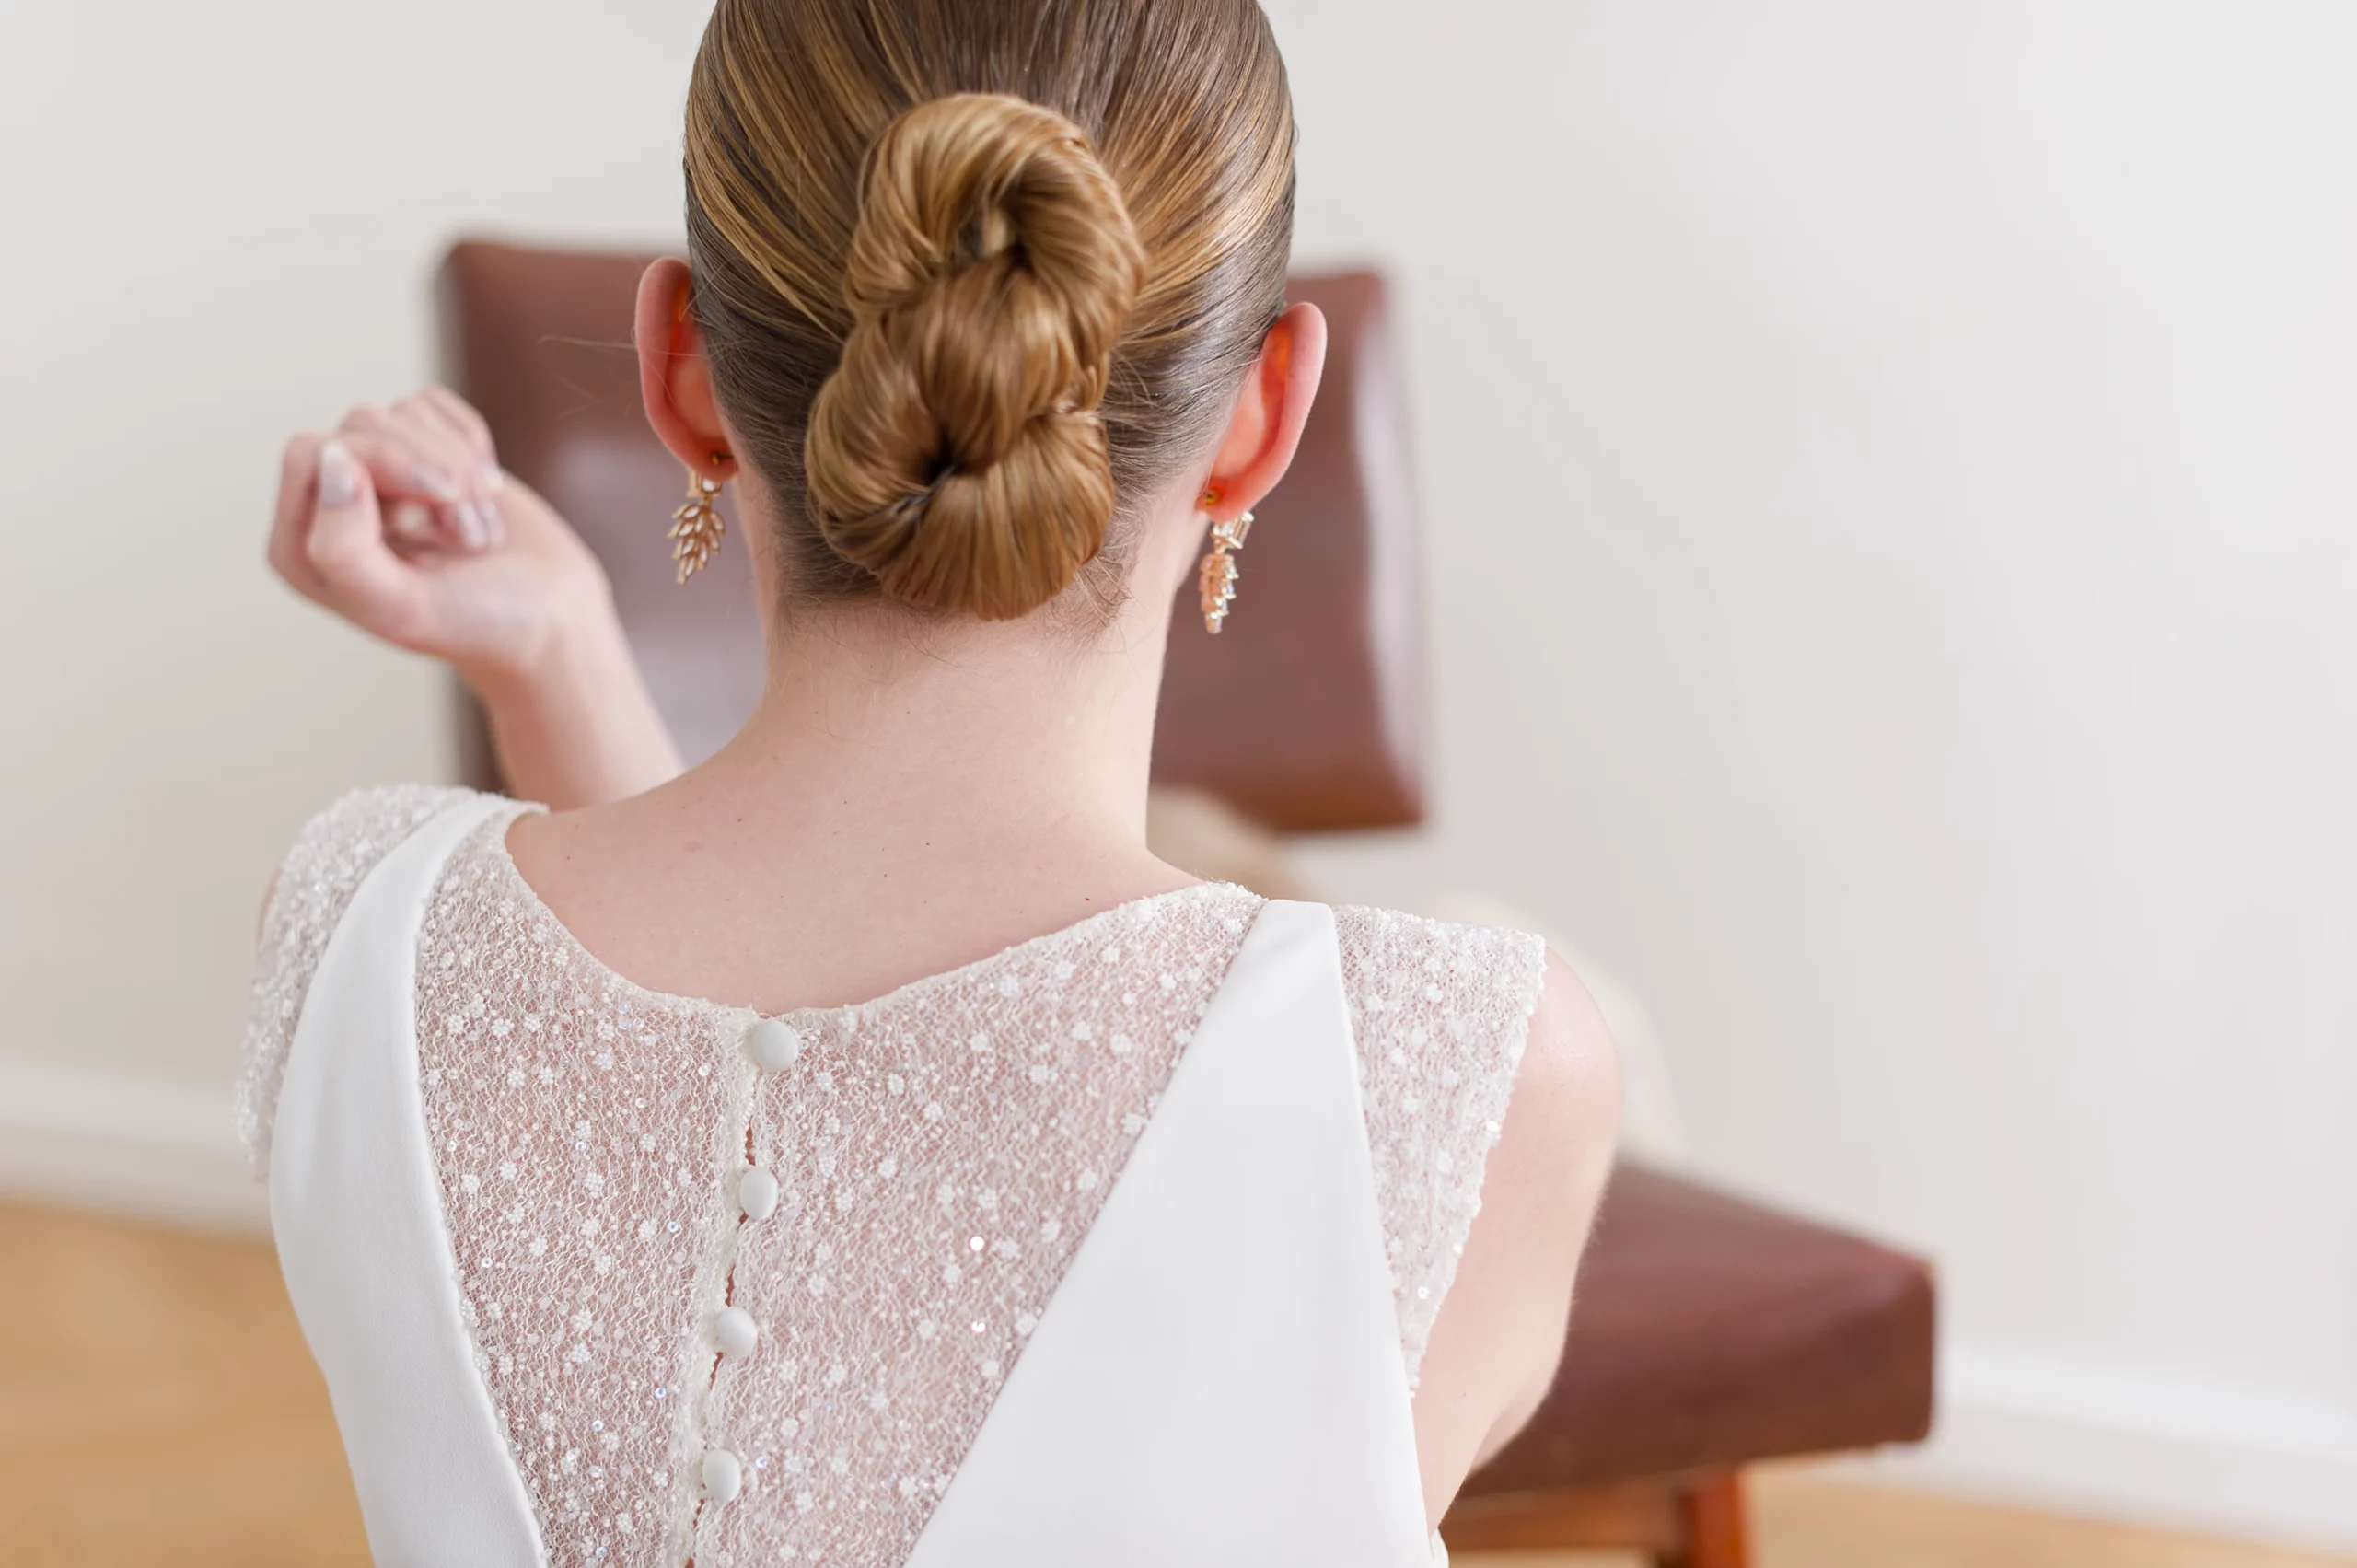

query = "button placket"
[699,1015,795,1512]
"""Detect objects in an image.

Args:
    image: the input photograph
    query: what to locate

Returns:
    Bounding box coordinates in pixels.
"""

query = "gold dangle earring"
[668,451,728,583]
[1197,487,1254,633]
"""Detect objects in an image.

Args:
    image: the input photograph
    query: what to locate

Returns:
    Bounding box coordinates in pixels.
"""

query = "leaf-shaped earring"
[668,453,728,583]
[1198,507,1253,633]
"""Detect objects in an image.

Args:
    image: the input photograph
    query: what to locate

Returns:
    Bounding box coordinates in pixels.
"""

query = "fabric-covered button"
[715,1306,760,1360]
[702,1447,742,1503]
[746,1018,801,1072]
[738,1165,780,1221]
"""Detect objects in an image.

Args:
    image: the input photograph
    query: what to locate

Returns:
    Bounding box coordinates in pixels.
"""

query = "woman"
[244,1,1618,1562]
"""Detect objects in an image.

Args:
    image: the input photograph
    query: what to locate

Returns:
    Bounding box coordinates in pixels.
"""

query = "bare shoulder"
[1410,947,1620,1523]
[1490,950,1622,1262]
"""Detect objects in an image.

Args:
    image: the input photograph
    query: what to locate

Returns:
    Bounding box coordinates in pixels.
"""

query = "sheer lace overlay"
[242,790,1550,1566]
[415,805,744,1564]
[238,783,470,1176]
[1334,906,1548,1387]
[405,802,1266,1566]
[692,886,1264,1568]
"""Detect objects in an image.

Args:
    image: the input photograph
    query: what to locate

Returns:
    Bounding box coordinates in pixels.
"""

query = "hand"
[267,387,683,807]
[266,388,615,694]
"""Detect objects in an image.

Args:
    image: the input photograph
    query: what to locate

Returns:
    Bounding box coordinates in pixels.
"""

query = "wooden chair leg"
[1666,1469,1751,1568]
[1437,1469,1750,1567]
[1439,1477,1681,1557]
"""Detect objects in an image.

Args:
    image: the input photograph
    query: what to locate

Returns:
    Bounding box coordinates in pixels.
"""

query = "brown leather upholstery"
[1151,271,1422,828]
[1461,1165,1936,1493]
[437,241,1422,827]
[437,244,767,772]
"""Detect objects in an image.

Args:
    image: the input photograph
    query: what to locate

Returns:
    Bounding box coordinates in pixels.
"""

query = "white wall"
[1269,0,2357,1547]
[0,0,714,1098]
[2,0,2351,1549]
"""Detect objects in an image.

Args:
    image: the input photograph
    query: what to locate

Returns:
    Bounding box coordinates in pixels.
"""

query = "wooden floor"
[0,1202,2348,1568]
[0,1202,369,1566]
[1743,1471,2357,1568]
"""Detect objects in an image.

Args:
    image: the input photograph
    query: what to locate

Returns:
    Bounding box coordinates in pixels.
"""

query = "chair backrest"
[438,240,1423,830]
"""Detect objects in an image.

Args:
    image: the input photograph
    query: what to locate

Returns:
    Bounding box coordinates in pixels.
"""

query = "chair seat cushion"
[1461,1163,1935,1493]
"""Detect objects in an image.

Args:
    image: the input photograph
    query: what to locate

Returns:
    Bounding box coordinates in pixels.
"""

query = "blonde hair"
[684,0,1295,621]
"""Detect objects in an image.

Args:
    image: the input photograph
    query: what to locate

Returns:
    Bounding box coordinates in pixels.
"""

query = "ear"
[1199,300,1328,523]
[633,258,738,481]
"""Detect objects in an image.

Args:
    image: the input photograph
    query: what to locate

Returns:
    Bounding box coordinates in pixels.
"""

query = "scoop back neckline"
[482,800,1263,1025]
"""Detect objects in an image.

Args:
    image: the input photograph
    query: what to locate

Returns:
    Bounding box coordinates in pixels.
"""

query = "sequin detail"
[237,783,471,1177]
[1335,905,1547,1388]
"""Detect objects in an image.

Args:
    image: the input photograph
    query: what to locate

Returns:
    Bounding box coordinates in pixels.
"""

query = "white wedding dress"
[241,787,1545,1568]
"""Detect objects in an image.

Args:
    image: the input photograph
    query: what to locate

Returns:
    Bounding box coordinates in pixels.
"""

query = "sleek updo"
[683,0,1295,621]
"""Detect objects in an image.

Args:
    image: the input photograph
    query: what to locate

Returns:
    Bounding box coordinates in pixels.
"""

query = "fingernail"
[485,467,506,493]
[319,439,360,505]
[457,501,489,548]
[389,500,435,540]
[416,465,461,503]
[480,497,505,547]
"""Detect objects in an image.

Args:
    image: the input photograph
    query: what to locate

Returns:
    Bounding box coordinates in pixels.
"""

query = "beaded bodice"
[241,786,1545,1568]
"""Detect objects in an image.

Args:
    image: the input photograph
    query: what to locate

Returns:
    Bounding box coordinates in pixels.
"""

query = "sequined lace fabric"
[242,788,1545,1567]
[1336,906,1547,1386]
[238,784,471,1177]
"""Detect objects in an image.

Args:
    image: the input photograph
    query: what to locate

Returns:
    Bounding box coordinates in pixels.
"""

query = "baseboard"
[1824,1344,2357,1553]
[0,1056,267,1235]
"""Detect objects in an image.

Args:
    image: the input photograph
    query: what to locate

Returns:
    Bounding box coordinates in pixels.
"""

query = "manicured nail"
[485,467,506,493]
[319,439,360,505]
[415,465,461,503]
[388,500,435,540]
[456,501,490,548]
[480,497,505,547]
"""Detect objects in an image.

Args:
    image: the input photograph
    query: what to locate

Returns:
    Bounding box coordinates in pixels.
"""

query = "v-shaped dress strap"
[903,899,1435,1568]
[270,793,545,1567]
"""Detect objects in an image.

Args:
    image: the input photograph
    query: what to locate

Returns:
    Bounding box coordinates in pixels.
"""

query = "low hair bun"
[805,93,1146,620]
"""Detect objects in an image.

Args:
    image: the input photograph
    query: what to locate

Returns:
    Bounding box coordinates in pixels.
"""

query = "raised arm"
[265,389,683,808]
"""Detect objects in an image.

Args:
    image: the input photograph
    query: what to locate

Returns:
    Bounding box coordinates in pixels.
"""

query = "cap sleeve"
[236,784,481,1178]
[1333,905,1547,1387]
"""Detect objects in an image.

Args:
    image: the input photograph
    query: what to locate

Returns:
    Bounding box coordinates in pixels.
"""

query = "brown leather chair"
[1445,1169,1933,1564]
[438,238,1934,1568]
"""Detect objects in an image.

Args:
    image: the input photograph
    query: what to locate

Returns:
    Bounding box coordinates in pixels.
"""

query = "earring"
[668,454,728,583]
[1197,507,1254,633]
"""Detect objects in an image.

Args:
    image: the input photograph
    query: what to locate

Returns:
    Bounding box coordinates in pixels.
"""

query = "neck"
[700,585,1177,873]
[505,532,1207,1012]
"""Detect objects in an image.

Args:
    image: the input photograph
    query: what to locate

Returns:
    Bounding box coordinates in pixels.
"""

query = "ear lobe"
[634,258,737,478]
[1202,301,1329,519]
